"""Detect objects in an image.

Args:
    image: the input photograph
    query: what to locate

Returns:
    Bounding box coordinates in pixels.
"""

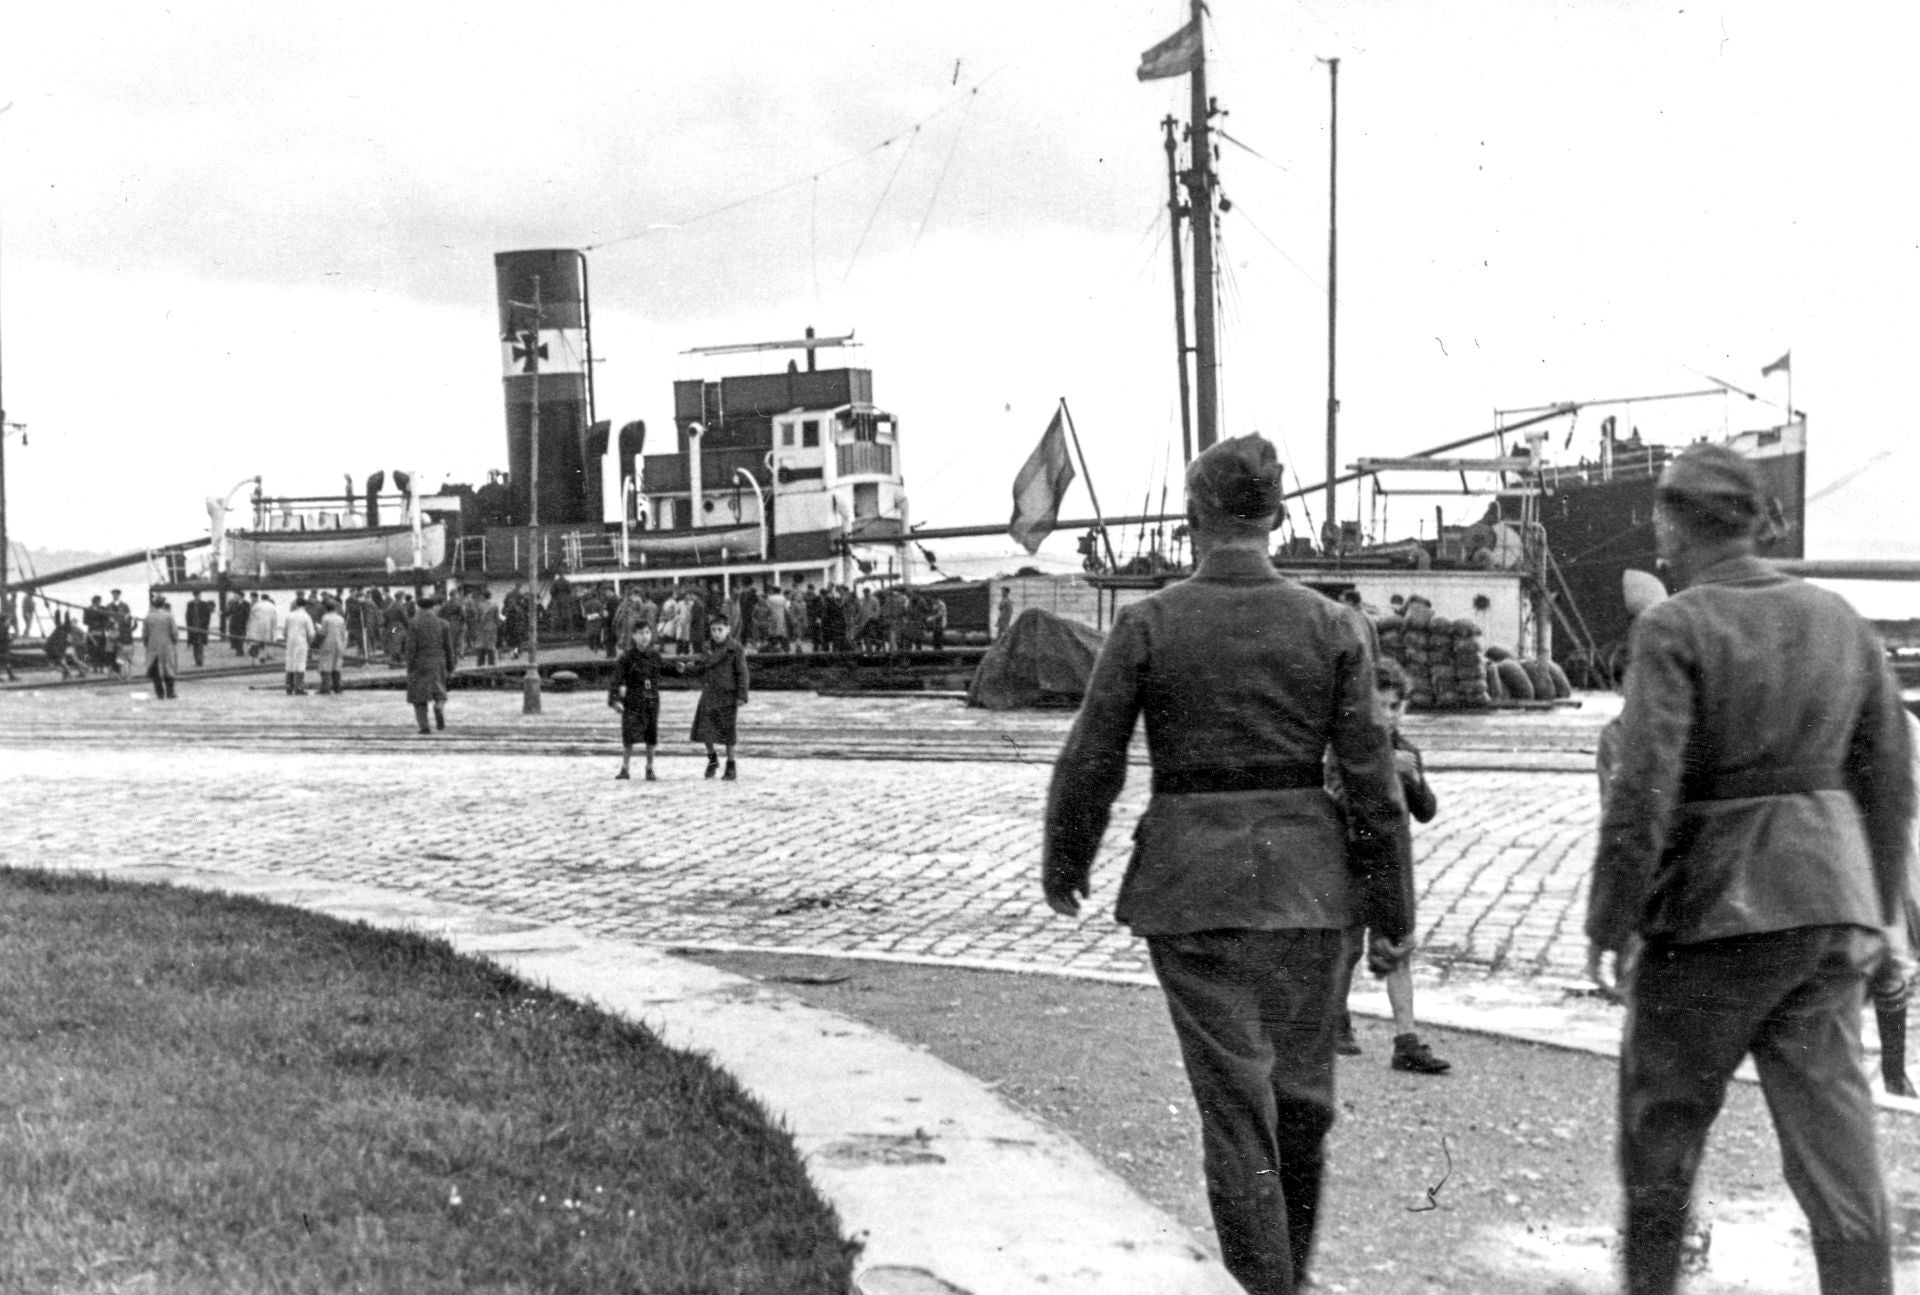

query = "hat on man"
[1656,443,1764,530]
[1186,433,1285,526]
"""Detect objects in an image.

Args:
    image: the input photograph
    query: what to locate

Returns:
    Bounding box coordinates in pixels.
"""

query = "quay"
[3,677,1914,1293]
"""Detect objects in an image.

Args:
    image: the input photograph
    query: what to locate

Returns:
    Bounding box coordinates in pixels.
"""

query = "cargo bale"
[1496,659,1535,701]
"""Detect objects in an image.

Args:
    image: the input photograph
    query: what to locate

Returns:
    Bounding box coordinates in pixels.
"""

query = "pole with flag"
[1761,350,1792,424]
[1008,404,1077,555]
[1060,400,1119,572]
[1137,4,1218,454]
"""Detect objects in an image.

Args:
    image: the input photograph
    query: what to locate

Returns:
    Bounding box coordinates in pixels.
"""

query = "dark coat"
[1043,546,1409,939]
[689,637,749,745]
[184,597,214,646]
[611,646,662,747]
[1588,554,1914,950]
[402,608,457,705]
[609,646,661,714]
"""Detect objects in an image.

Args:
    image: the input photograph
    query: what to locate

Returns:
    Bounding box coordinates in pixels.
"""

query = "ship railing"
[456,534,487,573]
[564,531,623,570]
[1534,446,1670,491]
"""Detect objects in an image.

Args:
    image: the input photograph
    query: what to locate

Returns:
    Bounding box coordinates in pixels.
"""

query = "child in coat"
[1333,658,1450,1073]
[686,614,749,780]
[608,622,662,781]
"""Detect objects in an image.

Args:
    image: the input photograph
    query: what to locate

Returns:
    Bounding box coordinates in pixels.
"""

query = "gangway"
[9,538,210,592]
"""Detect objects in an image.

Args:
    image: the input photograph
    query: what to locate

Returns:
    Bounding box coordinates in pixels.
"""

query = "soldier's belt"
[1684,764,1847,802]
[1152,763,1325,796]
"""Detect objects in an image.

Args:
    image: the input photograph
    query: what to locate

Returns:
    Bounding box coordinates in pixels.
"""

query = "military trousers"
[1148,928,1344,1295]
[1620,924,1890,1295]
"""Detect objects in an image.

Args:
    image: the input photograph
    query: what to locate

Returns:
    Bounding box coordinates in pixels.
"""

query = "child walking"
[1333,658,1450,1074]
[608,622,662,781]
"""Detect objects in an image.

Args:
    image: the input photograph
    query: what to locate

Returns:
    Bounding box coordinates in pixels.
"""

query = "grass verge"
[0,868,855,1295]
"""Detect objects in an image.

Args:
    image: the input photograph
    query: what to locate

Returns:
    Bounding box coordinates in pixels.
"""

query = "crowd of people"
[22,575,977,715]
[572,577,952,657]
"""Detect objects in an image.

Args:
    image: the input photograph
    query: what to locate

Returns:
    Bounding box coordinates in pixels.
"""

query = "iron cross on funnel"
[511,329,547,374]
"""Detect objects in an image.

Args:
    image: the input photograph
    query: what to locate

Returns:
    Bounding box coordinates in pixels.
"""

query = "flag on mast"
[1136,20,1201,81]
[1761,350,1791,377]
[1009,407,1077,554]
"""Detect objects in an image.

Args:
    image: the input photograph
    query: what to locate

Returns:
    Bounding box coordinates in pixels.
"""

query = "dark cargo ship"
[1506,418,1806,677]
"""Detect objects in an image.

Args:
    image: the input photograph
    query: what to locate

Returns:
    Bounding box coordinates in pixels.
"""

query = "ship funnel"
[495,249,596,526]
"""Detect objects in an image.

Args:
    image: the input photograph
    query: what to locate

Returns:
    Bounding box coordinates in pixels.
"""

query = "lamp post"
[0,101,13,641]
[517,278,544,715]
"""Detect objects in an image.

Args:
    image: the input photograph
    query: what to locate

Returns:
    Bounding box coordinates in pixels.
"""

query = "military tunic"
[1591,553,1913,1293]
[1044,545,1406,1294]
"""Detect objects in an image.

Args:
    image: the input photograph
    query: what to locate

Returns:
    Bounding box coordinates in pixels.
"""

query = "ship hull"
[1521,426,1805,671]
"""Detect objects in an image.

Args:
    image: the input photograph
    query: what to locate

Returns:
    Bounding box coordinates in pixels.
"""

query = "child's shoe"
[1390,1033,1451,1074]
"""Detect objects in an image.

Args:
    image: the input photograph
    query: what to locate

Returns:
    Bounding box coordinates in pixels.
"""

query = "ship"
[1065,17,1815,683]
[166,251,918,604]
[446,247,915,596]
[1509,416,1807,679]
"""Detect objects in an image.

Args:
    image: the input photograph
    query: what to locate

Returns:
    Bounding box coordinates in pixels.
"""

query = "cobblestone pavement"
[0,678,1607,982]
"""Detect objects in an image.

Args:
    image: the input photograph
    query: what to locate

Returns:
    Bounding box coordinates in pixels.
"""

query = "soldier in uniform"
[1042,433,1410,1295]
[1588,442,1914,1295]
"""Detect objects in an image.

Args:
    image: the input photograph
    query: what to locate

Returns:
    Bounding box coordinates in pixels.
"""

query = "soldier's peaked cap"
[1656,442,1763,527]
[1187,433,1285,521]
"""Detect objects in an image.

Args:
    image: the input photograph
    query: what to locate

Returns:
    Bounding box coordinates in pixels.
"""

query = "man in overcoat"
[1588,442,1914,1295]
[184,592,213,667]
[142,596,179,699]
[1042,433,1409,1294]
[403,594,458,735]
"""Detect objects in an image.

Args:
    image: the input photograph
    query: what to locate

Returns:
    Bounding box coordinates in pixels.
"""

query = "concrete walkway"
[4,679,1915,1293]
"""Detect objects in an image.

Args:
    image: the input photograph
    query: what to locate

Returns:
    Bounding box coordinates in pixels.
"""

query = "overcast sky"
[3,1,1916,591]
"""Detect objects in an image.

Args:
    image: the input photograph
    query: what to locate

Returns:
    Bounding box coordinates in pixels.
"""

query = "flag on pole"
[1009,408,1077,554]
[1761,350,1791,377]
[1136,20,1201,81]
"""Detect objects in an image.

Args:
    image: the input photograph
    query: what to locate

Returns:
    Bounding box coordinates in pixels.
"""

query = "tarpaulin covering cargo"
[966,609,1105,710]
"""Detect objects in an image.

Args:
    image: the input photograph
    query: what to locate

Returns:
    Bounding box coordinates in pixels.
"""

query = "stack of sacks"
[1372,605,1491,710]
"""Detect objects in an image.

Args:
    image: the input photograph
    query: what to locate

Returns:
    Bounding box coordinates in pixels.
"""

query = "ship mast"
[1322,57,1340,549]
[1185,0,1220,454]
[1162,115,1195,465]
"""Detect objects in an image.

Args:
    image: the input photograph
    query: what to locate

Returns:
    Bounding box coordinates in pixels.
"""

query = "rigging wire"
[912,89,979,252]
[810,173,821,309]
[841,126,923,288]
[582,64,1008,252]
[1216,127,1294,176]
[1808,448,1898,505]
[1138,208,1172,279]
[1224,201,1326,294]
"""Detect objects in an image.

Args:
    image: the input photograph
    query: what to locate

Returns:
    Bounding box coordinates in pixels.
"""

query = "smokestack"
[494,249,594,526]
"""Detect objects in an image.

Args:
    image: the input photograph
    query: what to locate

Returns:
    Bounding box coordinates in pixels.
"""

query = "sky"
[3,1,1918,601]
